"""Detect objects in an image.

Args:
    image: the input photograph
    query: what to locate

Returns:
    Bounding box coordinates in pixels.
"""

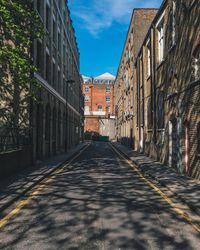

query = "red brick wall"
[84,117,99,133]
[82,83,114,114]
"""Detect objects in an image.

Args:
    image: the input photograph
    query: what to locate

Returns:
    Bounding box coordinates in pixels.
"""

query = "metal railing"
[0,128,31,152]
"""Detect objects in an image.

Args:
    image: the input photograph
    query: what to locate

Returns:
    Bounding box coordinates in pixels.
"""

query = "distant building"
[82,73,115,139]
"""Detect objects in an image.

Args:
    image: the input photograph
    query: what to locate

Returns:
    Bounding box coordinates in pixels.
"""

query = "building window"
[98,105,102,112]
[85,86,89,92]
[85,96,90,102]
[53,18,57,45]
[58,69,61,92]
[157,20,164,62]
[148,98,152,129]
[106,96,110,102]
[53,62,57,89]
[157,92,164,129]
[46,4,50,32]
[46,52,50,83]
[84,106,89,112]
[36,0,42,17]
[106,86,110,92]
[192,45,200,81]
[198,123,200,156]
[58,32,61,53]
[36,40,42,73]
[106,106,110,113]
[147,40,151,76]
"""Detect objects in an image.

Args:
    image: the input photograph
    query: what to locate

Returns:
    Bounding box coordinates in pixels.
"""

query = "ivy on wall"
[0,0,44,134]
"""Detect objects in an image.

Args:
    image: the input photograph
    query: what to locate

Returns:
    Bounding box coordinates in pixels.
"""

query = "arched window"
[157,92,164,129]
[198,123,200,156]
[192,45,200,81]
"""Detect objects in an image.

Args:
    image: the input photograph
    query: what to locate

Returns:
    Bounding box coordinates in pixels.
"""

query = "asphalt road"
[0,142,199,250]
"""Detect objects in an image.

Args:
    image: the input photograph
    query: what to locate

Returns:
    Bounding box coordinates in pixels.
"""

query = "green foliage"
[0,0,44,131]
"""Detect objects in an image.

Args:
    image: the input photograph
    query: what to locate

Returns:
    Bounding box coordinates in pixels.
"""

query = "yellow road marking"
[0,143,90,230]
[109,143,200,234]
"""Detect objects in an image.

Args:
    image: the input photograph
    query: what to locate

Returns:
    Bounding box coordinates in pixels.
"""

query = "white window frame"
[85,86,89,92]
[98,105,103,112]
[85,95,90,102]
[106,96,110,102]
[106,86,110,93]
[146,39,151,76]
[106,106,110,112]
[84,106,89,112]
[156,12,165,63]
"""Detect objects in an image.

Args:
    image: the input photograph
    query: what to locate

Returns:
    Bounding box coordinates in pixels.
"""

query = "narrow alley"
[0,142,199,250]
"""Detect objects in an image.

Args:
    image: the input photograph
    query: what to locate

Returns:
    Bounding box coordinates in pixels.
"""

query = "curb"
[0,142,90,214]
[110,142,200,217]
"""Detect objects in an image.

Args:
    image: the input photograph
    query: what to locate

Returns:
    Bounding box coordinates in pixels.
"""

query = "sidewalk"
[0,142,89,213]
[111,142,200,216]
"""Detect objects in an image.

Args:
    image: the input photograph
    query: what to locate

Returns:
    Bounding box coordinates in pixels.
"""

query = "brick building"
[115,0,200,179]
[114,9,158,145]
[82,73,115,136]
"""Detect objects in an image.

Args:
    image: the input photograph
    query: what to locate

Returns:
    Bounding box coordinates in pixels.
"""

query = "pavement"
[0,142,89,213]
[111,142,200,216]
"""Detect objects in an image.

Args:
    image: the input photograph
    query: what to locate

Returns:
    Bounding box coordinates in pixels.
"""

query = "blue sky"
[68,0,163,77]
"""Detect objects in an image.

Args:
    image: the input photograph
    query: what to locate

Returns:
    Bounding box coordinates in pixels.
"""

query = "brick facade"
[82,73,115,134]
[115,0,200,179]
[114,9,158,146]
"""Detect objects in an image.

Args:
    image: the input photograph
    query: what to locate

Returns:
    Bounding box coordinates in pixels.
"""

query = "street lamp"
[65,78,75,152]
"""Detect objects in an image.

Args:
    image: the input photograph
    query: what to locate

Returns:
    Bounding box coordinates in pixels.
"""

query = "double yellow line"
[0,144,90,230]
[109,143,200,234]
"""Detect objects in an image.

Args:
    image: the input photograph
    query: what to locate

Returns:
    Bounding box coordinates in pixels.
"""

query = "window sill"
[157,59,165,70]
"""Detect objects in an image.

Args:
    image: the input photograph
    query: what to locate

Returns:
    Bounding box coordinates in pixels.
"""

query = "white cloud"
[69,0,135,36]
[69,0,161,36]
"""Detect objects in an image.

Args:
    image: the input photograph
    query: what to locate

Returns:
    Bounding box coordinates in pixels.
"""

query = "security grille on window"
[157,20,164,62]
[85,86,89,92]
[106,96,110,102]
[106,86,110,92]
